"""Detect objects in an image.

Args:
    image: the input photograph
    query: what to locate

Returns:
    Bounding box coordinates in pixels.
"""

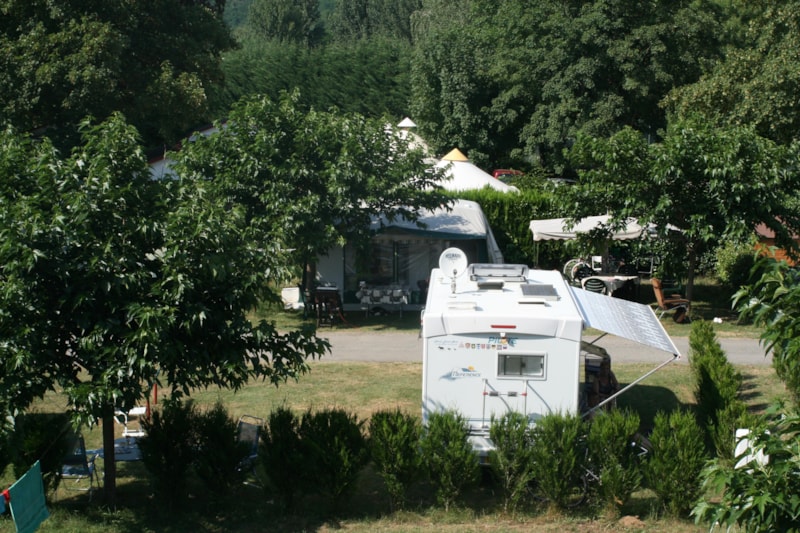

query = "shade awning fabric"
[530,215,644,242]
[370,199,504,263]
[435,149,519,193]
[570,286,680,356]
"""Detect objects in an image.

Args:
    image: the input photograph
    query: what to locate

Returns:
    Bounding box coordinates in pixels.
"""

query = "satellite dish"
[439,248,468,294]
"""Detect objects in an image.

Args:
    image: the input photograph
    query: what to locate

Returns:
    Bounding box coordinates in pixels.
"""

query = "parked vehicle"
[420,248,679,459]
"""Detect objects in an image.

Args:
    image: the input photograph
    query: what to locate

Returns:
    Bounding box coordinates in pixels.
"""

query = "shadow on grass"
[617,384,685,433]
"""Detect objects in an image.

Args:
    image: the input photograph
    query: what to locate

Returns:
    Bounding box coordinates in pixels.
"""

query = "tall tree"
[174,90,451,288]
[410,0,724,171]
[245,0,324,47]
[665,1,800,145]
[566,118,800,300]
[0,115,328,504]
[0,0,235,150]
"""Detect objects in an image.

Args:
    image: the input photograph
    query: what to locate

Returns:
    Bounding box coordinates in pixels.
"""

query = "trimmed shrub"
[257,406,305,510]
[193,401,249,492]
[299,407,369,511]
[644,410,707,517]
[139,397,198,509]
[689,320,746,456]
[529,412,586,510]
[586,409,643,515]
[419,410,480,511]
[488,411,535,513]
[368,409,423,511]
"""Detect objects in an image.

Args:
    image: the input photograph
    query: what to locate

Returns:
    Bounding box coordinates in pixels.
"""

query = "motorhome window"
[498,354,545,378]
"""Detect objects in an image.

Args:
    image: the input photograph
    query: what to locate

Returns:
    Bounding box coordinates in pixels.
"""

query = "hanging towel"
[8,461,49,533]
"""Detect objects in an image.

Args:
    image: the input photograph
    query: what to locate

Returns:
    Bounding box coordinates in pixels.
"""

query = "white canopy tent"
[530,215,648,271]
[435,148,519,193]
[530,215,645,242]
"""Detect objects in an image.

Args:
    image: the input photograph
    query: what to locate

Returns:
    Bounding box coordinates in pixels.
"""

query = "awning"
[570,286,680,415]
[530,215,645,242]
[570,287,679,355]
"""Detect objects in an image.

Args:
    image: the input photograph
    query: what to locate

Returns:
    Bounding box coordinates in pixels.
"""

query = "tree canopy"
[0,114,328,501]
[566,118,800,300]
[175,91,450,278]
[0,0,235,150]
[409,0,723,170]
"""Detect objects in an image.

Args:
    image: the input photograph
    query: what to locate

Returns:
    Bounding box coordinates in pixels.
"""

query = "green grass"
[2,358,785,533]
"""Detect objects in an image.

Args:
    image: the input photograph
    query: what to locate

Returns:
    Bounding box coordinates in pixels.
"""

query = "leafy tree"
[326,0,421,43]
[566,118,800,300]
[244,0,324,47]
[735,257,800,404]
[0,0,235,150]
[665,2,800,145]
[410,0,723,171]
[175,90,450,288]
[0,115,328,504]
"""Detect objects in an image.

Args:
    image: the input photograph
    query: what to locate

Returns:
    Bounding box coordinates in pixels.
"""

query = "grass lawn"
[1,357,785,533]
[0,276,774,532]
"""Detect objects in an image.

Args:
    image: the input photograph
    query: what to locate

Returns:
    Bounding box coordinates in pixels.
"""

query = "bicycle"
[529,432,651,508]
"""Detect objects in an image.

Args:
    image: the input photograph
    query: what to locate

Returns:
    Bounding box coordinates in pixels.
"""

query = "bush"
[586,409,643,515]
[693,404,800,532]
[715,240,757,290]
[193,401,249,492]
[9,411,73,496]
[419,410,480,511]
[689,321,746,456]
[528,412,586,511]
[644,410,707,517]
[139,397,198,509]
[488,411,535,513]
[257,406,305,510]
[299,407,369,512]
[368,409,423,511]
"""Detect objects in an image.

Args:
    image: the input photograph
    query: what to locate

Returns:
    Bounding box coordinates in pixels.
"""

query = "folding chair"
[652,278,691,322]
[236,415,264,474]
[582,277,608,295]
[60,435,100,500]
[114,406,147,438]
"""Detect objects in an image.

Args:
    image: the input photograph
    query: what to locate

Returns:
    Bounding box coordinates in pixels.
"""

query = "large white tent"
[530,215,645,241]
[316,199,504,309]
[435,148,519,193]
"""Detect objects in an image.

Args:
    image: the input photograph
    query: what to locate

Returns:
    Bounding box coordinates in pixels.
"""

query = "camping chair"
[60,435,100,500]
[652,278,691,322]
[236,415,264,475]
[114,406,147,439]
[389,288,405,317]
[572,264,595,286]
[582,277,608,295]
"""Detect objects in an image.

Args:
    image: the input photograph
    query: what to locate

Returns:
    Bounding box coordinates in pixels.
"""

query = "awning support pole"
[583,353,679,418]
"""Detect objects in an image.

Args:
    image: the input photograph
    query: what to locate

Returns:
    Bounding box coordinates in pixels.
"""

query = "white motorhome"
[421,248,680,458]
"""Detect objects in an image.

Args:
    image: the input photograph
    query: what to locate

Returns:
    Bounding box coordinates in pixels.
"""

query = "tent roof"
[397,117,417,128]
[371,199,504,263]
[530,215,645,242]
[435,149,519,193]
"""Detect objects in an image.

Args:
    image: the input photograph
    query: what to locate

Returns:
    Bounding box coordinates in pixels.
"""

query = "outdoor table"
[581,275,639,298]
[88,437,142,462]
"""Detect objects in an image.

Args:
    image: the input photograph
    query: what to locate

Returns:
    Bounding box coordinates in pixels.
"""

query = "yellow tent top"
[441,148,469,162]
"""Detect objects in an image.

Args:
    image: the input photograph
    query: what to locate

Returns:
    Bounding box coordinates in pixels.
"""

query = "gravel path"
[317,329,771,366]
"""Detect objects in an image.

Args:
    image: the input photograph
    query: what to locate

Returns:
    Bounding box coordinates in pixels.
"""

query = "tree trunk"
[685,246,697,304]
[102,404,117,507]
